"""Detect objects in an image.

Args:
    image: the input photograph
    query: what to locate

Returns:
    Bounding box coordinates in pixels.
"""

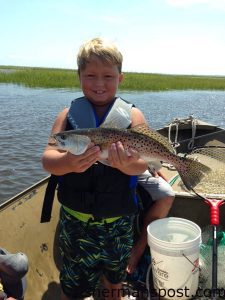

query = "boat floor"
[0,181,62,299]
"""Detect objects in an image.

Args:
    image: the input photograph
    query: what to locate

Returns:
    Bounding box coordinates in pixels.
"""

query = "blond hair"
[77,37,123,73]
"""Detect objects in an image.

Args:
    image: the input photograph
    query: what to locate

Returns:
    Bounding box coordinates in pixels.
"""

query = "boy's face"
[79,55,123,106]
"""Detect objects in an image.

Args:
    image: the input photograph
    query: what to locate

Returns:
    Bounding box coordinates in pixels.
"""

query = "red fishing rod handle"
[204,199,225,226]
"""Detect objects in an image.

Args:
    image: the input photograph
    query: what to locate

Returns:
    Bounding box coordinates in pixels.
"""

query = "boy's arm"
[42,108,101,175]
[127,196,174,274]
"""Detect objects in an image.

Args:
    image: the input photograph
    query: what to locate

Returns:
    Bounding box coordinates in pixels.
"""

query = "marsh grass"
[0,66,79,88]
[0,66,225,91]
[121,72,225,91]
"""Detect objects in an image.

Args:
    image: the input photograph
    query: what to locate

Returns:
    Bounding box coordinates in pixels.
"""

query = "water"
[1,83,225,203]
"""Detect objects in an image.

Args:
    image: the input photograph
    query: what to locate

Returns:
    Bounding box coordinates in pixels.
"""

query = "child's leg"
[102,216,134,300]
[102,276,123,300]
[58,208,102,299]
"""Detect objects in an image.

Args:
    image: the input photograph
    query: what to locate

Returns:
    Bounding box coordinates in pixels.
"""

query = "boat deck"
[0,179,62,299]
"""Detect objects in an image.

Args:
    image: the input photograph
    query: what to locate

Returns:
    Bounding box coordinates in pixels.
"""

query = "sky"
[1,0,225,76]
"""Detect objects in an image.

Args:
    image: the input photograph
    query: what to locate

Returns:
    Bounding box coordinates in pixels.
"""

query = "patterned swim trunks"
[59,207,134,299]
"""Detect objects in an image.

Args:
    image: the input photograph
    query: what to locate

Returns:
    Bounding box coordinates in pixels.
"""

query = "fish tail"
[177,157,211,190]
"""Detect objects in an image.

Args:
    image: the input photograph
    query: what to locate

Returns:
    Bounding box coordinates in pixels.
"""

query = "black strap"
[136,183,154,211]
[40,175,58,223]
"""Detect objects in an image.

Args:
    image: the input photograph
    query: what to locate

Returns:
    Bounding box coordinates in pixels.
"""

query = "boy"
[42,37,148,300]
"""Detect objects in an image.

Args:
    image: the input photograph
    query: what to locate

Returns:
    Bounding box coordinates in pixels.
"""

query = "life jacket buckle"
[90,216,103,223]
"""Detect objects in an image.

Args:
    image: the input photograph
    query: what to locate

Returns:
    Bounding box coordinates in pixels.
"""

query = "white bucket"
[147,217,201,300]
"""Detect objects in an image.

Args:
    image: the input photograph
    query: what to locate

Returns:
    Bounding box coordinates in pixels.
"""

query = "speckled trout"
[50,124,211,190]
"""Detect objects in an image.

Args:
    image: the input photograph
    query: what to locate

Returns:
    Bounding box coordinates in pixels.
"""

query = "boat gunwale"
[0,175,50,211]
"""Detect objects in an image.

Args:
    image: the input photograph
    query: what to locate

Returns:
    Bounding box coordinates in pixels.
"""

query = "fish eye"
[61,134,66,140]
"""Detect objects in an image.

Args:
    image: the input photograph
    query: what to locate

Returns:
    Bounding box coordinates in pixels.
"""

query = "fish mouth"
[48,134,58,146]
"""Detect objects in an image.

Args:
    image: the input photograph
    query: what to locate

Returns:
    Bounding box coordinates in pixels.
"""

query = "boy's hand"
[107,141,140,169]
[67,143,101,173]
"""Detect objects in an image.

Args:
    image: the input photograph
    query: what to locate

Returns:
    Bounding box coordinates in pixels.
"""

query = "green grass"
[122,72,225,91]
[0,65,225,91]
[0,66,79,88]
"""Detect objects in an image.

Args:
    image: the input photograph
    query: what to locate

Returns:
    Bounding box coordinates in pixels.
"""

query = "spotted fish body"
[52,124,211,190]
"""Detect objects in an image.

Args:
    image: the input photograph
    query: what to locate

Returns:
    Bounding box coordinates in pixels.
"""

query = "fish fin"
[98,159,111,166]
[98,147,111,166]
[69,135,91,155]
[129,123,156,134]
[148,160,162,173]
[177,157,211,191]
[100,107,131,129]
[130,124,176,153]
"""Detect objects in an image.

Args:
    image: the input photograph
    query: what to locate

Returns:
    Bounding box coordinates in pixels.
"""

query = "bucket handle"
[182,252,201,272]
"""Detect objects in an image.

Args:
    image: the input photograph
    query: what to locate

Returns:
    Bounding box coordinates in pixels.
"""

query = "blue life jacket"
[41,96,139,222]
